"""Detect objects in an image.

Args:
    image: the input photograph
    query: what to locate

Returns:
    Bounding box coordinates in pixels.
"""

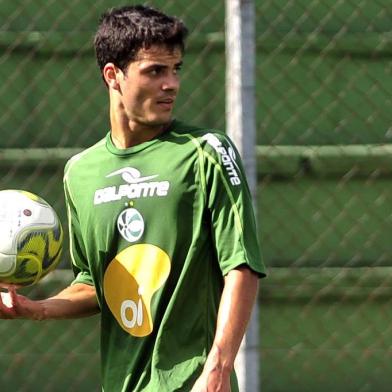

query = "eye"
[149,66,165,76]
[173,65,182,75]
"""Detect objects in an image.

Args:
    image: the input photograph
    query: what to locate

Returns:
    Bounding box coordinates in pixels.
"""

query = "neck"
[109,104,171,149]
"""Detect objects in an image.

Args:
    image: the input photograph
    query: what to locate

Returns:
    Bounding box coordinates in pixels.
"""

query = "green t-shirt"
[63,120,266,392]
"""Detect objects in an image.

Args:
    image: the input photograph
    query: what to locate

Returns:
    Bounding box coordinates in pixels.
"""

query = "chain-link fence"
[257,1,392,391]
[0,1,391,391]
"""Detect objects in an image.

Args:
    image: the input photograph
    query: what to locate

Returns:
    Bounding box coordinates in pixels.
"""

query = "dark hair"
[94,5,188,72]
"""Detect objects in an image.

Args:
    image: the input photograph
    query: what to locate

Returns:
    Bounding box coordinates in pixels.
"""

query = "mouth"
[157,97,174,103]
[156,97,175,110]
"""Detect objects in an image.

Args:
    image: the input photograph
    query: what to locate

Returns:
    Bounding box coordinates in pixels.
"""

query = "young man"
[0,5,266,391]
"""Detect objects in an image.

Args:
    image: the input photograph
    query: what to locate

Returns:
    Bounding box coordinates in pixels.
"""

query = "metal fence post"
[226,0,260,391]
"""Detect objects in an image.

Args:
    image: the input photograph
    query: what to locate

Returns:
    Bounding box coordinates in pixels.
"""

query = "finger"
[0,291,16,318]
[0,283,22,291]
[8,286,19,307]
[0,283,12,290]
[0,291,13,308]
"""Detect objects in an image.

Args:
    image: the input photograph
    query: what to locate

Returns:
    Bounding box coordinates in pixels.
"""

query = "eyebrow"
[140,61,183,70]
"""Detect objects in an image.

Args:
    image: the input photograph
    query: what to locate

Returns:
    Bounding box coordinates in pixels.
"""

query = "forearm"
[206,266,259,375]
[0,283,100,321]
[37,283,100,320]
[191,266,259,391]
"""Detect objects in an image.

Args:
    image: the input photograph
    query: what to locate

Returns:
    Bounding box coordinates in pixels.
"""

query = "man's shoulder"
[170,120,227,145]
[64,136,107,180]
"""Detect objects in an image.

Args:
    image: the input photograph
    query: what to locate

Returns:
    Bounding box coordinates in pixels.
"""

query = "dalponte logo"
[94,167,170,205]
[103,244,171,337]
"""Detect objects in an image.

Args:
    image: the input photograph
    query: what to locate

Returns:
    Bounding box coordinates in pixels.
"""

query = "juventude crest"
[117,208,144,242]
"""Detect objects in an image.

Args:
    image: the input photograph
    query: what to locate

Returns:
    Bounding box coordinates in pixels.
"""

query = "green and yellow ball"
[0,190,63,286]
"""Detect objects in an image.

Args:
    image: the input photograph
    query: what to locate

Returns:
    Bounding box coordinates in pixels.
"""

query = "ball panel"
[0,253,16,276]
[20,190,49,207]
[0,190,55,255]
[13,255,41,285]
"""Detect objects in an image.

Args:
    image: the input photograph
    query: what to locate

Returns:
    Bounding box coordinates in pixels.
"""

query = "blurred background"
[0,0,392,391]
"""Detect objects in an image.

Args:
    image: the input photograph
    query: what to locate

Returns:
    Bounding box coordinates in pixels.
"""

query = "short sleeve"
[64,166,94,286]
[201,132,266,277]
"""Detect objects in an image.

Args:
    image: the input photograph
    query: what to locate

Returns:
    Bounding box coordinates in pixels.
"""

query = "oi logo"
[104,244,171,337]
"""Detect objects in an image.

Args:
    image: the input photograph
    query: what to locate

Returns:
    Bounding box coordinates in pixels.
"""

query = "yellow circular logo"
[103,244,171,337]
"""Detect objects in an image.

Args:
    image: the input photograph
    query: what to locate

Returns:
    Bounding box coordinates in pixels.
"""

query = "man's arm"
[0,283,100,321]
[192,265,259,392]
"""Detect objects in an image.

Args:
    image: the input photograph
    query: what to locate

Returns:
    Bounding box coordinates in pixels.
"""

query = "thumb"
[0,291,13,309]
[8,286,19,306]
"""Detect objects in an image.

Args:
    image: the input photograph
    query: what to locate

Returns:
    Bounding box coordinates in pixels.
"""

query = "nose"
[161,73,180,92]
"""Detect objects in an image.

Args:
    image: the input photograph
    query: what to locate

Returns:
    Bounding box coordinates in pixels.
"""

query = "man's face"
[117,45,183,127]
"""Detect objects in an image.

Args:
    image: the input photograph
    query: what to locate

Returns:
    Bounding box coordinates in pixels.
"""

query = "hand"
[0,284,44,320]
[191,371,231,392]
[191,362,231,392]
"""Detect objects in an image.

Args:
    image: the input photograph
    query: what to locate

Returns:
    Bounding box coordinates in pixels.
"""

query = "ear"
[103,63,122,91]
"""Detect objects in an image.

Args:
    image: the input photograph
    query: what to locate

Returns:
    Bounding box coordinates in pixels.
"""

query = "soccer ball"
[0,190,63,286]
